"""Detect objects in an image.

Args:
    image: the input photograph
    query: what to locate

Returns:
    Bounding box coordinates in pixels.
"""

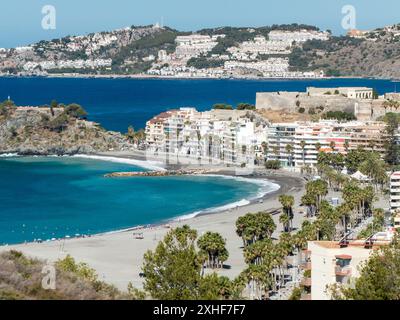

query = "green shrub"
[265,160,281,170]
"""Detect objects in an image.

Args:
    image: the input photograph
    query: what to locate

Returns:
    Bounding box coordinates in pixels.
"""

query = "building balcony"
[335,265,352,276]
[300,262,311,271]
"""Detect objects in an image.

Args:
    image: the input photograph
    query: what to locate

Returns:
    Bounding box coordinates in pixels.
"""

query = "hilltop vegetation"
[0,100,131,155]
[0,251,136,300]
[289,28,400,78]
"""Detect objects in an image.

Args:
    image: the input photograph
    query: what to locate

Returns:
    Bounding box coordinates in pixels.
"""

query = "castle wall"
[256,91,394,121]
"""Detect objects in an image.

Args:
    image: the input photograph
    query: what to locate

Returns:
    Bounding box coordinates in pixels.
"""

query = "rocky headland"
[0,102,132,155]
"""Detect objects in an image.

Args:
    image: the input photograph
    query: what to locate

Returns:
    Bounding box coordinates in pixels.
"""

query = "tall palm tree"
[394,101,400,112]
[279,195,295,231]
[382,99,391,114]
[300,140,306,165]
[272,146,280,159]
[285,144,294,167]
[197,232,229,269]
[344,140,350,154]
[279,214,291,233]
[329,141,336,153]
[261,141,268,158]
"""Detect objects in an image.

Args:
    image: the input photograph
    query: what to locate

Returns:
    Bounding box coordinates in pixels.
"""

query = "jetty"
[104,169,220,178]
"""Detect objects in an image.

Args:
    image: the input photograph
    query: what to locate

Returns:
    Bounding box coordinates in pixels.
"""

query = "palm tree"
[329,141,336,153]
[300,140,306,165]
[344,140,350,154]
[285,144,294,167]
[279,194,295,231]
[197,232,229,269]
[272,146,280,159]
[261,141,268,161]
[236,212,276,247]
[394,101,400,112]
[382,99,391,113]
[240,264,271,300]
[279,214,291,233]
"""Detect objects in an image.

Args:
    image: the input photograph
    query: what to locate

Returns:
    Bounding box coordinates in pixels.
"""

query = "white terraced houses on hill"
[174,34,224,59]
[268,29,330,43]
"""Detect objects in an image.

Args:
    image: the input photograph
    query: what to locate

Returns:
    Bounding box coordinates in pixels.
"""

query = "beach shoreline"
[0,151,284,243]
[0,151,305,291]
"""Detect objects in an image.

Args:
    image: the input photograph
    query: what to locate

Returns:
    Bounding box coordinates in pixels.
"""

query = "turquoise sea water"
[0,156,272,245]
[0,77,397,245]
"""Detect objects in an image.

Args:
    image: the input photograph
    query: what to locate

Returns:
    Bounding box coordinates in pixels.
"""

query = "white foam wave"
[72,154,167,171]
[173,175,280,222]
[201,174,280,199]
[0,153,20,157]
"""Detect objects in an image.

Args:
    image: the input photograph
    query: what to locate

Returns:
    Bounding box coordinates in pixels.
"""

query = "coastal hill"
[0,100,131,155]
[290,25,400,78]
[1,23,399,79]
[0,250,134,300]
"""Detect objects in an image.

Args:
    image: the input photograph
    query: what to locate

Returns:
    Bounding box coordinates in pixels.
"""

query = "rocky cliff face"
[0,107,132,155]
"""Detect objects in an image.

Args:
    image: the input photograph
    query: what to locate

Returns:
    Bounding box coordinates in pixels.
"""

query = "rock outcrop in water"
[104,169,220,177]
[0,103,132,155]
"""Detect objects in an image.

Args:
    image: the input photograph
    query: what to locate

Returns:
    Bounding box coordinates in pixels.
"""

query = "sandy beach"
[0,153,306,291]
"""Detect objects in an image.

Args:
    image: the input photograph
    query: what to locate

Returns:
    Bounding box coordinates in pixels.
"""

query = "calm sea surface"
[0,77,398,244]
[0,156,269,244]
[0,77,398,132]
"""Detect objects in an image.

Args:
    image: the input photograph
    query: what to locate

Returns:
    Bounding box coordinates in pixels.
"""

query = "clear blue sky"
[1,0,399,48]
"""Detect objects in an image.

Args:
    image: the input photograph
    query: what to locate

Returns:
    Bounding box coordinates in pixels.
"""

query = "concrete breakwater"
[104,169,220,178]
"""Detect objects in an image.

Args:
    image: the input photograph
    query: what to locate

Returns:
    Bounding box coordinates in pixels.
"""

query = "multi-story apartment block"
[266,120,387,169]
[145,106,389,170]
[304,236,393,300]
[268,29,330,43]
[145,108,268,165]
[390,171,400,213]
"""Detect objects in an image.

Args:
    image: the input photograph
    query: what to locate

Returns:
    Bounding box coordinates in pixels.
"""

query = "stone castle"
[256,87,400,120]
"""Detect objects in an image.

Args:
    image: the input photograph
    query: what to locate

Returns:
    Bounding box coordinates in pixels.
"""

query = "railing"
[335,265,351,276]
[364,233,376,248]
[338,230,354,247]
[300,262,311,270]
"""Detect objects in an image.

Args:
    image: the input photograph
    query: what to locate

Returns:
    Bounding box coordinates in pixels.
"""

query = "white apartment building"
[227,36,292,58]
[268,30,330,43]
[175,34,224,59]
[266,120,387,169]
[305,237,393,300]
[224,58,289,75]
[390,171,400,213]
[145,109,388,169]
[145,108,267,165]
